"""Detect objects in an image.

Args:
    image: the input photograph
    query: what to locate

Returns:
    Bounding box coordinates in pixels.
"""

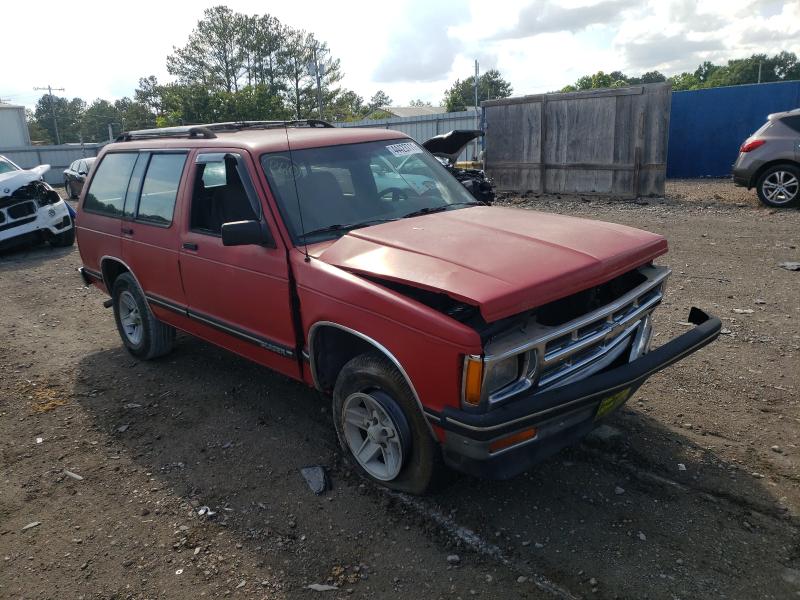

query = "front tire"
[49,219,75,247]
[111,273,175,359]
[64,179,76,200]
[756,164,800,208]
[333,352,443,495]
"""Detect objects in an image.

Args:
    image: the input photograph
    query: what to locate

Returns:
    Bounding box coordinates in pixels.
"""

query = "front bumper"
[0,198,72,243]
[430,308,720,479]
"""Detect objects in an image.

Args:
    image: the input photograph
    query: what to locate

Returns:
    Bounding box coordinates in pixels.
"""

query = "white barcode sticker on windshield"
[386,142,422,157]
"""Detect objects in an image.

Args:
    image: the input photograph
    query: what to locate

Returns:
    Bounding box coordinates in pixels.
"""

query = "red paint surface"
[319,206,668,322]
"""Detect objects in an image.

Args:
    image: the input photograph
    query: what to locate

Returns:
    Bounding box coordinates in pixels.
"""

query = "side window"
[781,116,800,134]
[83,153,138,217]
[190,154,259,235]
[136,153,187,226]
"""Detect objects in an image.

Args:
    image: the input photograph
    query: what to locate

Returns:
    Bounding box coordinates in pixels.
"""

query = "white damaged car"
[0,155,75,249]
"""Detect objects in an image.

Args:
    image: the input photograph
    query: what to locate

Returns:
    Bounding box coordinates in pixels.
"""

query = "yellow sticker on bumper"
[595,388,632,420]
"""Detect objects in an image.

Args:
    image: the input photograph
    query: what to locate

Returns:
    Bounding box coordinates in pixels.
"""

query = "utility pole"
[474,60,479,110]
[474,60,480,161]
[108,123,114,142]
[758,61,763,84]
[33,85,65,144]
[309,43,324,119]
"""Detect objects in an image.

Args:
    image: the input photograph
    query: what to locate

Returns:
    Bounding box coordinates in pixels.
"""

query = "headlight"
[483,355,519,395]
[463,350,538,408]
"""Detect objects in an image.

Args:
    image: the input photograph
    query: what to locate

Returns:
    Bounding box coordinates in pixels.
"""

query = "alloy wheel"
[118,290,143,345]
[342,391,405,481]
[762,170,799,205]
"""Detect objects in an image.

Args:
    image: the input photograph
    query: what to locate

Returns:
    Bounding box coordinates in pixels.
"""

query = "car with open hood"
[76,121,720,494]
[0,155,75,249]
[422,129,494,203]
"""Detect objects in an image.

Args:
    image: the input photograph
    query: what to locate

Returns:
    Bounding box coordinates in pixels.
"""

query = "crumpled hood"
[0,164,50,197]
[318,206,668,322]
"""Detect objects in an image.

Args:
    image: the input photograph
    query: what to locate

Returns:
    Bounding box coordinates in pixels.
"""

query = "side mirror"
[221,220,274,247]
[78,170,87,176]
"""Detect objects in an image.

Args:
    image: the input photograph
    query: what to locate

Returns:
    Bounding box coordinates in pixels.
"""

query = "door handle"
[182,242,198,251]
[121,227,134,235]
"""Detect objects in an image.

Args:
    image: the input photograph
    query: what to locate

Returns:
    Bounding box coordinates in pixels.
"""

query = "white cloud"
[1,0,798,111]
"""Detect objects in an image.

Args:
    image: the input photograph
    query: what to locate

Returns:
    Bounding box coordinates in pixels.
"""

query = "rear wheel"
[756,164,800,208]
[332,352,443,495]
[112,273,175,359]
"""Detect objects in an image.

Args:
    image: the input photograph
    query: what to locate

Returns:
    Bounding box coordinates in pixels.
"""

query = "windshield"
[260,139,480,244]
[0,157,20,175]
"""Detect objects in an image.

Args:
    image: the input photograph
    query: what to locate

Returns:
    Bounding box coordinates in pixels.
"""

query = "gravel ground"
[1,181,799,599]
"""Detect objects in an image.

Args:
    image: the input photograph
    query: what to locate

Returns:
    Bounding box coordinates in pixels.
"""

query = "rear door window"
[83,153,138,217]
[136,153,187,226]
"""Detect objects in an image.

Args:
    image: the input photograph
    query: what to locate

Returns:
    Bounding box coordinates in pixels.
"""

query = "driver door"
[178,149,298,378]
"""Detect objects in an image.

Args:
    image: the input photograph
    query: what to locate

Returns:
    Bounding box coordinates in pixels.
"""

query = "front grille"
[538,284,662,387]
[481,265,669,405]
[7,201,36,219]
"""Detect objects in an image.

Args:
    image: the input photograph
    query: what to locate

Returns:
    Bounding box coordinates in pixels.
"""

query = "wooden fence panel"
[483,83,671,197]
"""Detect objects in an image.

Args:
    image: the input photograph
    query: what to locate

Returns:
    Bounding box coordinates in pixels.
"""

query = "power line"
[33,85,65,144]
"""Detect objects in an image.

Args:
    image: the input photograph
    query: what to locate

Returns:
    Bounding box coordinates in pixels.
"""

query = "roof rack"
[116,119,335,142]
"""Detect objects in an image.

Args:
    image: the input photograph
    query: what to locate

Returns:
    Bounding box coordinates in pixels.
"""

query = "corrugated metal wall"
[336,110,481,161]
[483,84,671,197]
[0,144,104,185]
[0,105,31,147]
[668,81,800,178]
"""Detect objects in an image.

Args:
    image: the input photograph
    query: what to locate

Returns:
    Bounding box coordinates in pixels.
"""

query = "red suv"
[77,121,720,494]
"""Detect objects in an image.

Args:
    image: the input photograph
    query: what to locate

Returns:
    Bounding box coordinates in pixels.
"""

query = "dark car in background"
[63,157,96,199]
[732,108,800,207]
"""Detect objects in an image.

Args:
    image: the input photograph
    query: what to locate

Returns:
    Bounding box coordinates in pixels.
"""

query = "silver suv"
[732,108,800,208]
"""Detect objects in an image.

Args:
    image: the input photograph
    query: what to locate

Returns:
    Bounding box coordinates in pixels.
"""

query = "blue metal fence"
[667,81,800,178]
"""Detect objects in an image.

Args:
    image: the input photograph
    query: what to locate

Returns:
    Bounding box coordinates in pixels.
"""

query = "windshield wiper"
[300,218,395,240]
[402,201,480,220]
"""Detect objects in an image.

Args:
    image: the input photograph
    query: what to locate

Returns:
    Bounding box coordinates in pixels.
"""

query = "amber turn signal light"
[488,427,537,453]
[463,358,484,406]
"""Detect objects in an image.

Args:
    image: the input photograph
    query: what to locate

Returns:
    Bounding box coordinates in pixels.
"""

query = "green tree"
[443,69,512,112]
[409,98,432,107]
[26,109,51,143]
[81,99,120,142]
[694,61,719,84]
[667,72,701,91]
[328,90,367,121]
[32,95,85,143]
[167,5,245,93]
[114,98,156,132]
[368,90,392,111]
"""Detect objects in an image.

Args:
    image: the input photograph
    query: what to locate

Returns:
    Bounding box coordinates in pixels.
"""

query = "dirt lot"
[1,181,799,599]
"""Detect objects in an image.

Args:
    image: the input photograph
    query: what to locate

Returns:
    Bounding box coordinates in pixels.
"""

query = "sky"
[2,0,798,111]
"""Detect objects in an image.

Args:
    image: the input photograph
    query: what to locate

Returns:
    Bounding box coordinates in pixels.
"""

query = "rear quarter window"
[780,115,800,134]
[83,153,138,217]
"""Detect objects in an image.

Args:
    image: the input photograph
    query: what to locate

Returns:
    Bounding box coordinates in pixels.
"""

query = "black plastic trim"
[0,215,36,232]
[79,267,102,285]
[435,307,720,442]
[144,293,295,359]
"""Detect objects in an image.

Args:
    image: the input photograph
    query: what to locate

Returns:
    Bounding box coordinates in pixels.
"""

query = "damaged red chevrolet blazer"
[76,121,720,494]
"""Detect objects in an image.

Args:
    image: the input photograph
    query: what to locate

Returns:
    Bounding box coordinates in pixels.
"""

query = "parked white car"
[0,155,75,249]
